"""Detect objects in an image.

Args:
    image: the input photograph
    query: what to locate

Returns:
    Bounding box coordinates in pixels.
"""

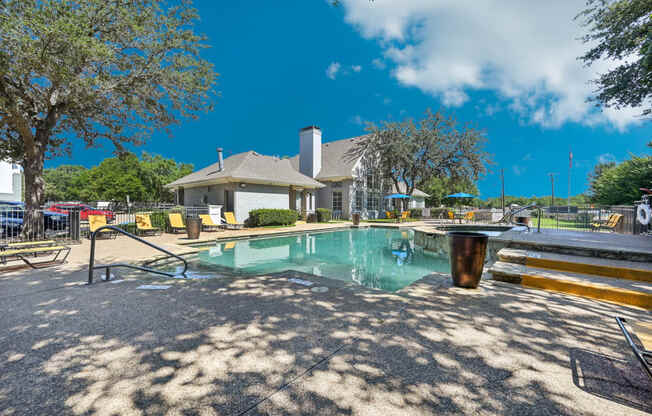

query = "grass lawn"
[530,217,589,230]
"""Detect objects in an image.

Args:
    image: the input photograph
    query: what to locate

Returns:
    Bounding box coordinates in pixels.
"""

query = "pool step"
[489,261,652,309]
[497,248,652,283]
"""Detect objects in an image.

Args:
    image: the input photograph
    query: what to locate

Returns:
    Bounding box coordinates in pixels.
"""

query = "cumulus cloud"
[351,65,362,72]
[598,153,616,164]
[337,0,644,130]
[326,62,341,80]
[372,58,386,69]
[512,165,525,176]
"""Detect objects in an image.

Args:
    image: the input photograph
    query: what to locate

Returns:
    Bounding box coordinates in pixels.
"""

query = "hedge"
[409,208,422,218]
[316,208,332,222]
[248,209,298,227]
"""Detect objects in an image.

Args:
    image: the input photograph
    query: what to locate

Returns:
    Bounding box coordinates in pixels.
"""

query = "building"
[0,161,22,202]
[166,126,428,222]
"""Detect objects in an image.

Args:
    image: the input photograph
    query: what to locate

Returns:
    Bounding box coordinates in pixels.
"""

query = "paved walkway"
[0,260,650,415]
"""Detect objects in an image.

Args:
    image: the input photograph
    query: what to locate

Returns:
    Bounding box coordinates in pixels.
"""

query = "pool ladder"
[88,225,188,284]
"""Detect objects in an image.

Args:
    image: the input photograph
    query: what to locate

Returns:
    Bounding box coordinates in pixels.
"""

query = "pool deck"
[1,223,651,415]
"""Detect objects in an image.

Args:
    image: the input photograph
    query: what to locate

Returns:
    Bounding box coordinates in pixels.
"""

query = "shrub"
[248,209,298,227]
[409,208,422,218]
[316,208,332,222]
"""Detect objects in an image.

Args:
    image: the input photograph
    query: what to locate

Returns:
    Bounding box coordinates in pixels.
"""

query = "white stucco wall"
[0,162,22,202]
[234,184,289,223]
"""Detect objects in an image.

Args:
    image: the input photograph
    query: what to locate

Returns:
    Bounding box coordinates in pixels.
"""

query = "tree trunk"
[21,137,46,240]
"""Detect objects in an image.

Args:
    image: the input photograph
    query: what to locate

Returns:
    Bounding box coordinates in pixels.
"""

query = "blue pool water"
[187,228,450,292]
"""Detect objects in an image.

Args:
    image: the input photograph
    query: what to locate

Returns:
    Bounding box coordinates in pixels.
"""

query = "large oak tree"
[0,0,217,233]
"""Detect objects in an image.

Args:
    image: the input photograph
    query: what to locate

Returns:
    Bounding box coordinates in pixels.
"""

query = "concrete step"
[497,248,652,283]
[489,261,652,310]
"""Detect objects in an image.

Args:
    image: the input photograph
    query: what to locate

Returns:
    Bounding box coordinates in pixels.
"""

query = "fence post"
[69,207,81,241]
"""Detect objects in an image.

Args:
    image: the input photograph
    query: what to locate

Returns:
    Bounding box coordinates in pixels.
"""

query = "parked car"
[47,203,115,222]
[0,201,69,238]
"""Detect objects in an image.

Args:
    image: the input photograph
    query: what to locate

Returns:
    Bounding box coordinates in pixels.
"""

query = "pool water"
[186,228,450,292]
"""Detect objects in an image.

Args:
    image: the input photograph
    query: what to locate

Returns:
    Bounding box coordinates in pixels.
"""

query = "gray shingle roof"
[289,136,368,180]
[393,183,429,198]
[166,151,324,188]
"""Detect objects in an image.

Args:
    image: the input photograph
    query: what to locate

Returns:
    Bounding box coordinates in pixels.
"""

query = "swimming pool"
[180,228,450,292]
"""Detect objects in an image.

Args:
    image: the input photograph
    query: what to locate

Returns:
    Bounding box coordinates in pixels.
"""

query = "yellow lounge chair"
[222,212,244,230]
[591,213,623,232]
[401,211,409,220]
[448,211,455,220]
[0,245,70,269]
[385,211,393,219]
[135,214,161,236]
[4,240,56,249]
[168,213,186,233]
[88,215,117,239]
[464,211,475,223]
[199,214,221,231]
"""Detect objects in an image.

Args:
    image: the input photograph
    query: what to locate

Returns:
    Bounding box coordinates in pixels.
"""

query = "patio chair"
[385,211,393,219]
[4,240,56,249]
[615,317,652,382]
[448,211,455,221]
[464,211,475,223]
[135,214,161,236]
[0,245,71,269]
[401,211,410,220]
[168,213,186,233]
[199,214,221,231]
[88,215,117,239]
[591,213,623,232]
[221,212,244,230]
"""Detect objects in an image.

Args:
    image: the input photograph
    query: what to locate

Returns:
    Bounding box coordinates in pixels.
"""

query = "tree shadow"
[0,266,650,415]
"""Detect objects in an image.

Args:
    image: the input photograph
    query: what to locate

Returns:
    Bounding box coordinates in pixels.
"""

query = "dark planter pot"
[448,232,488,289]
[186,217,201,239]
[515,216,529,226]
[352,213,360,225]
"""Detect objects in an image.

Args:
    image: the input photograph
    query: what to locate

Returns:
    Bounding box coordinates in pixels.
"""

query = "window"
[332,192,342,212]
[366,192,380,211]
[354,191,364,212]
[332,182,342,188]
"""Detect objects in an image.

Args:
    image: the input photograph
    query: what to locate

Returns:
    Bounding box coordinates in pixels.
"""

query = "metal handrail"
[497,204,542,233]
[88,225,188,284]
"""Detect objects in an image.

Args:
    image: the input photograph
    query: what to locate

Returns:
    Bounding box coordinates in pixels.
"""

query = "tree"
[346,109,490,209]
[588,154,652,205]
[43,152,193,202]
[43,164,87,201]
[0,0,217,234]
[587,160,616,197]
[576,0,652,119]
[421,176,479,207]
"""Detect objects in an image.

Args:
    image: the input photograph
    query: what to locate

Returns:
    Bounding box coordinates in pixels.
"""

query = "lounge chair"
[199,214,221,231]
[401,211,410,220]
[464,212,475,223]
[88,215,117,239]
[448,211,455,221]
[221,212,244,230]
[591,213,623,232]
[615,317,652,381]
[385,211,393,219]
[5,240,56,249]
[135,214,161,236]
[0,245,71,269]
[168,213,186,233]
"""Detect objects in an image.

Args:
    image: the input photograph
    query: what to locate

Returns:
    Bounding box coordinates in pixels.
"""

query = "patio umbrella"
[384,193,411,210]
[445,192,477,220]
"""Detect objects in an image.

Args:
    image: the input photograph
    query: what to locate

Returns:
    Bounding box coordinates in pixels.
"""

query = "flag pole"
[568,149,572,212]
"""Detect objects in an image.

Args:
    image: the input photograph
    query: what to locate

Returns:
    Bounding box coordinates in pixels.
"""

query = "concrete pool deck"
[1,251,651,414]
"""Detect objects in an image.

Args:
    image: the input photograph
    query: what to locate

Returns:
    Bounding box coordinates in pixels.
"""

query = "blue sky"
[49,0,652,198]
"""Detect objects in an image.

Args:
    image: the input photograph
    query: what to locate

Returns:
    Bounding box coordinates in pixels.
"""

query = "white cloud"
[598,153,616,164]
[522,153,533,161]
[351,65,362,72]
[326,62,341,80]
[337,0,644,130]
[513,165,525,176]
[372,58,386,69]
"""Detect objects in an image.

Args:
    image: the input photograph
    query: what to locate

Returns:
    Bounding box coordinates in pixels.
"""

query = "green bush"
[248,209,298,227]
[409,208,422,218]
[316,208,332,222]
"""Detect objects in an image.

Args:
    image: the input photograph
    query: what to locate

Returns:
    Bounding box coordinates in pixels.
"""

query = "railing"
[498,204,542,233]
[0,205,80,244]
[87,225,188,284]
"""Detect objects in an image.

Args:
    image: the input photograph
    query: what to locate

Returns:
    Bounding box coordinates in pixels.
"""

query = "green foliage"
[481,194,589,209]
[316,208,332,222]
[589,154,652,205]
[576,0,652,117]
[421,176,479,207]
[44,152,192,202]
[247,209,298,227]
[0,0,218,209]
[409,208,422,218]
[346,109,490,200]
